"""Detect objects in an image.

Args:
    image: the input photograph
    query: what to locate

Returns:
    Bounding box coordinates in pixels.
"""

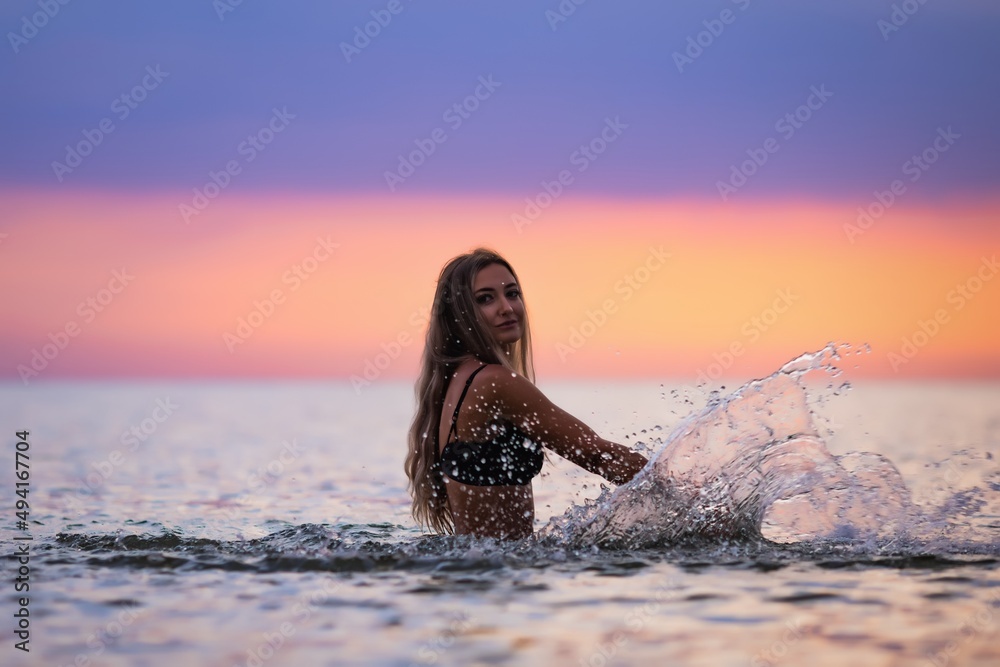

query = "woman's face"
[473,263,525,345]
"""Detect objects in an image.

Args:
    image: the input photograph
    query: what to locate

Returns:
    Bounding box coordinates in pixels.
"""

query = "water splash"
[541,343,996,553]
[46,344,999,569]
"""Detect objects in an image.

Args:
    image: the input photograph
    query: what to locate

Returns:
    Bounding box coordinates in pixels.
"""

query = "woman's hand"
[584,439,648,485]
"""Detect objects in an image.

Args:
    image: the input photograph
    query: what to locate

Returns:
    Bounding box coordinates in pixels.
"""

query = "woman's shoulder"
[471,363,526,385]
[470,363,539,404]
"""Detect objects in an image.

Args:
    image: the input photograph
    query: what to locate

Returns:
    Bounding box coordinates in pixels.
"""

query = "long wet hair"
[405,248,535,534]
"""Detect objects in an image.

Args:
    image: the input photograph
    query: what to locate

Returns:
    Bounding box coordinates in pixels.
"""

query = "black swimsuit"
[438,365,544,486]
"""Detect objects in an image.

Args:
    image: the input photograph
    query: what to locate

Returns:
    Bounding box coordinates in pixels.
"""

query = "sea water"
[2,347,999,666]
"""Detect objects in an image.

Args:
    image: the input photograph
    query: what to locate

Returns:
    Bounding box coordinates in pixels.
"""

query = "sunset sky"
[2,1,998,382]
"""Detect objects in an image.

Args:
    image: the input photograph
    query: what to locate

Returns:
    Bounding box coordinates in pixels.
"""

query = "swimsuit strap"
[446,364,489,445]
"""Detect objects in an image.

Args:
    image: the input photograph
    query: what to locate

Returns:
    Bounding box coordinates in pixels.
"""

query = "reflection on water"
[2,347,999,666]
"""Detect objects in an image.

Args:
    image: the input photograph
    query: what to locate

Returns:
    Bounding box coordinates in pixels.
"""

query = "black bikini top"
[438,364,544,486]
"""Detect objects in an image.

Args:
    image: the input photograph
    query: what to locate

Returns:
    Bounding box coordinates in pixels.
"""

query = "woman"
[405,248,648,540]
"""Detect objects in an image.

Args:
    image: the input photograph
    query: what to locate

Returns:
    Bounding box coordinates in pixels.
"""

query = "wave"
[44,344,999,572]
[540,344,1000,553]
[48,521,998,576]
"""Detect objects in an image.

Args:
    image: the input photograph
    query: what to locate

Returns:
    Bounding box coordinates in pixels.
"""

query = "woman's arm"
[480,366,648,484]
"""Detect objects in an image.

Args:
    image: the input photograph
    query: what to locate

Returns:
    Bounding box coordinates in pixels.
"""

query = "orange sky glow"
[2,187,998,383]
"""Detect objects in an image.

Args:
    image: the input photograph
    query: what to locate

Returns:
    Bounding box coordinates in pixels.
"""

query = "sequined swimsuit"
[438,365,544,486]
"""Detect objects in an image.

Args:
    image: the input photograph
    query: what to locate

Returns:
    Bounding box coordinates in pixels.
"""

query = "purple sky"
[2,0,998,202]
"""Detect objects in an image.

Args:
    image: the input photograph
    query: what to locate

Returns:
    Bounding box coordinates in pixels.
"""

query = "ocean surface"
[3,349,999,667]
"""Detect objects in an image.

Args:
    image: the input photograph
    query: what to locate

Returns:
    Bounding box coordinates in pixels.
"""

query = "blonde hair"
[405,248,535,533]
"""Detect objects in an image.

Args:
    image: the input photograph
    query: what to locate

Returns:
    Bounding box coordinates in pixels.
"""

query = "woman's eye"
[476,295,492,304]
